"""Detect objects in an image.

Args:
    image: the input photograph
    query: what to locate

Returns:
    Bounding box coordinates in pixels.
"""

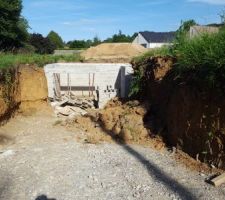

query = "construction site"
[0,42,225,200]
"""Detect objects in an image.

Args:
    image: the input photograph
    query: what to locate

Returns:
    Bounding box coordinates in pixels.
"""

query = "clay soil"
[61,98,223,175]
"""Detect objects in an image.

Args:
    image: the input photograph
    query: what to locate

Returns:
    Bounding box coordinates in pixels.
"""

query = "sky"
[22,0,225,42]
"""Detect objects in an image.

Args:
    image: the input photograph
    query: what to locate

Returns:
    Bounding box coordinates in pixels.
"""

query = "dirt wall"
[0,65,48,122]
[0,68,20,122]
[134,56,225,169]
[18,65,48,112]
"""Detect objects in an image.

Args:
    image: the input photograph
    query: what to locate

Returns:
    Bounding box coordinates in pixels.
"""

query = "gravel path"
[0,113,225,200]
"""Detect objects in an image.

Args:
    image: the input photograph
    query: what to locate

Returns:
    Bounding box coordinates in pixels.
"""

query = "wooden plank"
[210,173,225,187]
[92,73,95,96]
[53,73,61,100]
[60,86,95,91]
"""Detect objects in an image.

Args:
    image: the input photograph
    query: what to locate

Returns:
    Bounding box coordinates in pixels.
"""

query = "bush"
[174,29,225,88]
[30,33,56,54]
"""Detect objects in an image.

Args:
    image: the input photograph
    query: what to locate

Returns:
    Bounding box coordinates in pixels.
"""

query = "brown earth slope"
[0,65,48,122]
[133,56,225,169]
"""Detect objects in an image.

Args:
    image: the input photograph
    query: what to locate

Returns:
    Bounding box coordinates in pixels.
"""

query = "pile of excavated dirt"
[81,43,147,62]
[66,98,165,150]
[62,98,221,173]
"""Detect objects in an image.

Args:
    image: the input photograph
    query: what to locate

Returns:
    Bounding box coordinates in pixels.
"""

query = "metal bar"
[60,86,95,91]
[89,73,91,97]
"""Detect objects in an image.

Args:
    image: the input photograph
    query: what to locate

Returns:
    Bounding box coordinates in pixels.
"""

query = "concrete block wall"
[44,63,133,108]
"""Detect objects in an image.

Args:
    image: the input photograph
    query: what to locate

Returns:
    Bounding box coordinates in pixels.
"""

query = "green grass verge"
[0,53,83,69]
[132,46,172,63]
[174,30,225,88]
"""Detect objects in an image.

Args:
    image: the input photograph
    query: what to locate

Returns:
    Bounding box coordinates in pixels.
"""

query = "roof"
[139,31,175,43]
[206,23,223,28]
[190,25,219,34]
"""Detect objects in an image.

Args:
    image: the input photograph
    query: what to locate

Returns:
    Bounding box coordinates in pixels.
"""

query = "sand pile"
[81,43,147,62]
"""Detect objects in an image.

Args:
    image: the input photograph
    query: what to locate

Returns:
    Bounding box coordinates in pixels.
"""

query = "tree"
[30,33,56,54]
[175,19,197,43]
[0,0,29,51]
[47,31,64,49]
[92,36,101,46]
[69,40,87,49]
[104,30,133,43]
[177,19,197,33]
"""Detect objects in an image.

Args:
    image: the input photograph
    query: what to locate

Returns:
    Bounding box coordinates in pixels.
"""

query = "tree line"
[0,0,137,54]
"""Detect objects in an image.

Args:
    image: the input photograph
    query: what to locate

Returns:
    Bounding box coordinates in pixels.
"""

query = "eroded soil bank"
[132,56,225,169]
[0,65,48,123]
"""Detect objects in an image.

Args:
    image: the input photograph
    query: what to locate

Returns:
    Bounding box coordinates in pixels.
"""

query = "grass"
[0,53,83,69]
[175,31,225,71]
[174,29,225,88]
[132,46,172,63]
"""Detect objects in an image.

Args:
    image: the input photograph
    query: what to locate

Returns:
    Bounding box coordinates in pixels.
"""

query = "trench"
[0,62,225,170]
[1,63,225,199]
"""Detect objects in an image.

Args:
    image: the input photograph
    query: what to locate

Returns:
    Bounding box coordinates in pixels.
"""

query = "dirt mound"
[81,43,147,62]
[66,98,164,150]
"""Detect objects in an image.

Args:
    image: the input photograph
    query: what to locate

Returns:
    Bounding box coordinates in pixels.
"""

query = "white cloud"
[188,0,225,5]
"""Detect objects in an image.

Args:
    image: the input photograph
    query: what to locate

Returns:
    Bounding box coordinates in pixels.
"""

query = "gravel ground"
[0,113,225,200]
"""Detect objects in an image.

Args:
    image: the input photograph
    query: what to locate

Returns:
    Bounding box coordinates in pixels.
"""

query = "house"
[132,31,175,48]
[189,25,219,38]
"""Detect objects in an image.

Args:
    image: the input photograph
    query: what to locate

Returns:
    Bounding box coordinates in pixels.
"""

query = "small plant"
[129,70,143,97]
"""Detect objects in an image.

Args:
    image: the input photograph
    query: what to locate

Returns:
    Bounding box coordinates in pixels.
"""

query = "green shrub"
[174,29,225,88]
[129,70,143,97]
